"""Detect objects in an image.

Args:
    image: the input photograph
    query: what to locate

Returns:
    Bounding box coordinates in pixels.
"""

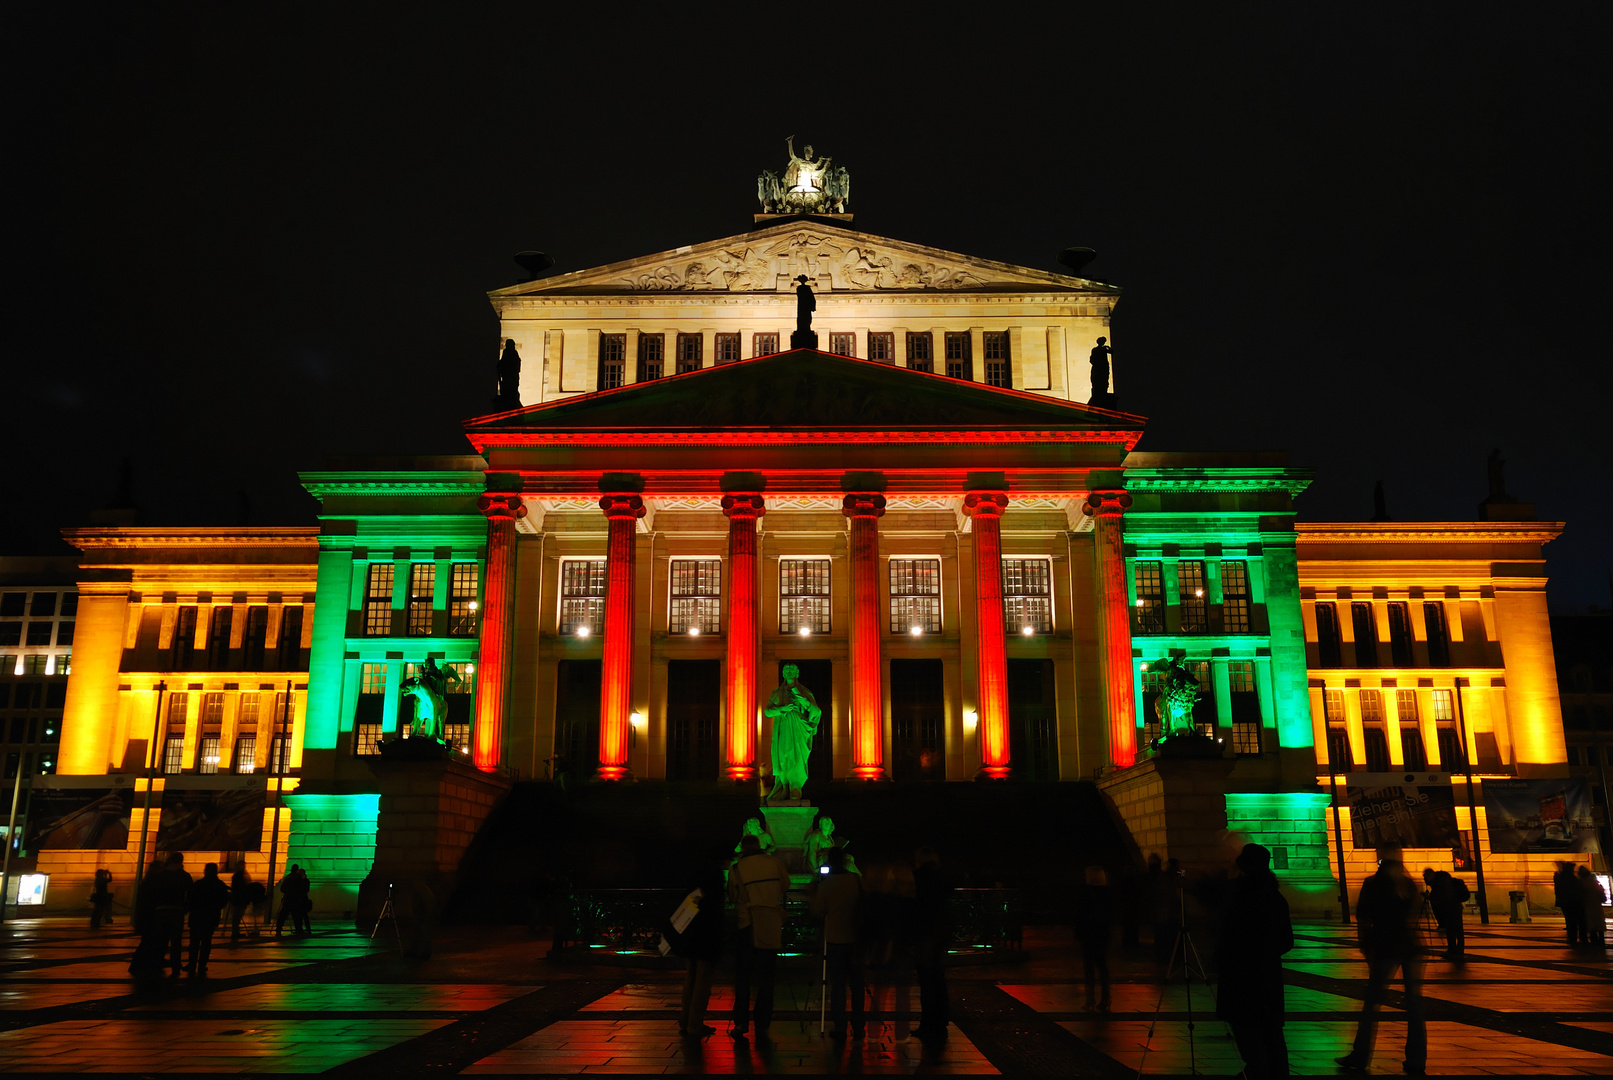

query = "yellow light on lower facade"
[963,709,978,730]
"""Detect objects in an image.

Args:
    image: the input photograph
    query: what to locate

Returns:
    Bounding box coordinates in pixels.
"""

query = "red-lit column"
[597,493,646,781]
[965,491,1011,779]
[722,494,765,782]
[843,493,887,780]
[473,493,526,772]
[1087,489,1137,769]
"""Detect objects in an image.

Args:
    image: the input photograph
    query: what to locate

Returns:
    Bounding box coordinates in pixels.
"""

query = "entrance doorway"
[1007,658,1058,780]
[666,659,720,780]
[554,659,601,777]
[776,659,833,788]
[890,658,944,781]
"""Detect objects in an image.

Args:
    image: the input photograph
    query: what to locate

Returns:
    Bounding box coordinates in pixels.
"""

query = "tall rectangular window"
[983,331,1010,387]
[1323,688,1352,768]
[354,662,386,754]
[1315,603,1343,667]
[163,737,185,774]
[1002,558,1052,634]
[560,560,607,636]
[1364,727,1391,772]
[1359,688,1384,725]
[364,564,394,637]
[638,333,665,381]
[277,606,304,670]
[171,607,198,670]
[234,736,257,774]
[1133,562,1165,634]
[1229,661,1261,753]
[197,736,222,775]
[715,332,741,364]
[1402,724,1428,770]
[242,607,269,668]
[235,692,259,774]
[449,564,479,636]
[752,332,778,357]
[889,558,942,635]
[270,734,291,775]
[598,332,626,388]
[779,559,831,635]
[944,332,971,380]
[1424,602,1451,667]
[1387,602,1415,666]
[1221,562,1251,633]
[200,692,224,727]
[207,607,232,670]
[167,691,189,731]
[441,662,473,750]
[828,332,855,357]
[407,564,436,637]
[675,333,702,374]
[867,332,894,363]
[1177,561,1208,633]
[906,331,934,373]
[669,559,721,635]
[1351,602,1379,667]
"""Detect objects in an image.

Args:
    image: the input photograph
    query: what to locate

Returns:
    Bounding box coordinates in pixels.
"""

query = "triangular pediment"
[464,350,1145,442]
[488,220,1117,298]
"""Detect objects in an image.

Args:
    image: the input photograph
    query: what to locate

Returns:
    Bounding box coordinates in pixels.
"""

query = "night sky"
[8,6,1608,610]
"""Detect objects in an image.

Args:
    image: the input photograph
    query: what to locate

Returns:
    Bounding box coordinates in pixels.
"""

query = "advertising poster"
[1482,778,1601,854]
[1345,772,1460,850]
[26,775,136,850]
[155,778,267,852]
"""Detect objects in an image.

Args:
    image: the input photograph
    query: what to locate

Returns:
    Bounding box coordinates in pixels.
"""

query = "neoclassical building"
[32,208,1582,917]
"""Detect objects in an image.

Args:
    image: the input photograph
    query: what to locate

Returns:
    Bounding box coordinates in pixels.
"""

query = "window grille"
[449,564,479,636]
[639,334,665,381]
[983,331,1010,387]
[242,606,269,668]
[889,558,941,635]
[364,564,394,636]
[277,606,304,670]
[867,332,894,362]
[599,333,626,388]
[1133,562,1165,633]
[1431,689,1454,722]
[407,564,436,636]
[1221,561,1252,632]
[752,332,778,357]
[669,559,722,635]
[675,333,702,374]
[1002,558,1052,634]
[1401,727,1428,770]
[163,737,185,774]
[1437,726,1465,770]
[1178,561,1208,632]
[779,559,831,634]
[171,607,198,669]
[715,332,741,364]
[1187,660,1215,736]
[1352,602,1379,667]
[906,331,934,373]
[944,332,971,379]
[1315,603,1342,667]
[232,736,256,773]
[55,654,71,675]
[560,560,607,635]
[197,736,221,775]
[201,692,224,728]
[1232,721,1262,755]
[1359,689,1384,724]
[829,333,855,357]
[354,724,383,756]
[355,662,387,741]
[1229,660,1261,725]
[269,735,291,775]
[207,607,232,669]
[167,692,189,730]
[1323,688,1352,768]
[1387,602,1414,666]
[1363,727,1391,771]
[24,655,47,675]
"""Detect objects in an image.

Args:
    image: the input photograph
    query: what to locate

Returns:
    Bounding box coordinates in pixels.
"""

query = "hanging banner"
[26,775,136,850]
[1482,778,1601,854]
[155,777,268,852]
[1345,773,1460,850]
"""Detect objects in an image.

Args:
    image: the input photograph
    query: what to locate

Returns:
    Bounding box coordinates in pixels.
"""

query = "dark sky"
[7,6,1609,610]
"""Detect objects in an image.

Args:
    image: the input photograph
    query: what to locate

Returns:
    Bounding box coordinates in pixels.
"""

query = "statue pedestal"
[762,805,817,882]
[790,330,819,350]
[1098,752,1234,878]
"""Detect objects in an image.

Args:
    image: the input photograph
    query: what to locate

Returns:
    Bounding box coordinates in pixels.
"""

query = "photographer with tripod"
[1215,844,1295,1079]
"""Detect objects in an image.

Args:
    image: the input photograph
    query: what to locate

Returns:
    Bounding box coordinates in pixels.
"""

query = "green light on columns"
[1260,543,1314,751]
[304,546,355,751]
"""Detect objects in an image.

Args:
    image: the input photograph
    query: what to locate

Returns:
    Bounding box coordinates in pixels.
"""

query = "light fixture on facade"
[1021,624,1035,635]
[799,626,811,636]
[468,601,478,611]
[909,624,923,636]
[576,626,591,638]
[1195,589,1204,597]
[1135,598,1146,607]
[465,664,474,675]
[688,626,701,636]
[963,709,978,730]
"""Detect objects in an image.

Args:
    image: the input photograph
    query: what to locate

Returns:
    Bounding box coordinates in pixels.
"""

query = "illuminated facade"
[34,218,1580,916]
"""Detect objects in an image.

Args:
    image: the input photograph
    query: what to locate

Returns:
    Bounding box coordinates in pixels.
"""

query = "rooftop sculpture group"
[758,137,850,215]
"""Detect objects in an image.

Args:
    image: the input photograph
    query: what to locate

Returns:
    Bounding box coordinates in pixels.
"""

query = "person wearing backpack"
[1423,868,1467,960]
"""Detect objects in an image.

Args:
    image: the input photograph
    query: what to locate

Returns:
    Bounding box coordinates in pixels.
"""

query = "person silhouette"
[1216,844,1295,1079]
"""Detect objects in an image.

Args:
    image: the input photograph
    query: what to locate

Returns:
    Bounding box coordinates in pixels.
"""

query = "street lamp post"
[264,681,292,926]
[131,680,168,922]
[1453,679,1490,925]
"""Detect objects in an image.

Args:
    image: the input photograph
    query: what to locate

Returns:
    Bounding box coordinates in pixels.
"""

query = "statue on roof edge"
[759,137,850,215]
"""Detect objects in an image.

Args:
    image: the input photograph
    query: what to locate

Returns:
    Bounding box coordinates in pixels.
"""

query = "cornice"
[64,528,320,549]
[1294,522,1565,545]
[471,430,1143,451]
[1124,468,1313,497]
[300,471,488,498]
[493,293,1115,312]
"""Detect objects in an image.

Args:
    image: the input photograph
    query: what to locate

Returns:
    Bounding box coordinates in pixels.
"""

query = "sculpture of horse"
[398,661,462,742]
[1152,657,1203,740]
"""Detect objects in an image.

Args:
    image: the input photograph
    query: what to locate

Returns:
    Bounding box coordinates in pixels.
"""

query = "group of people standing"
[124,856,312,981]
[665,814,951,1045]
[1554,861,1609,948]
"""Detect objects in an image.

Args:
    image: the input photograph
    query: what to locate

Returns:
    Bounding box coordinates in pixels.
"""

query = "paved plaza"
[1,916,1608,1076]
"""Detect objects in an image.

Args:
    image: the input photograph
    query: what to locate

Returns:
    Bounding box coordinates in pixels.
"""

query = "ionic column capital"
[599,493,647,521]
[842,492,887,519]
[1084,489,1133,518]
[963,491,1009,518]
[721,493,767,520]
[477,493,527,522]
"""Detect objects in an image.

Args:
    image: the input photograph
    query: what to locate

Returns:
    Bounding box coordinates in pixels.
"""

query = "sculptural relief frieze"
[617,233,984,294]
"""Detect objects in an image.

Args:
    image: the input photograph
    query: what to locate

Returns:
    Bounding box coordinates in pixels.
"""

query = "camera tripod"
[1137,881,1232,1078]
[370,883,401,948]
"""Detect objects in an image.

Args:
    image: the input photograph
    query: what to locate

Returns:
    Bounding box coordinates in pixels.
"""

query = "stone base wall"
[1098,754,1235,877]
[1225,791,1337,914]
[284,793,380,920]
